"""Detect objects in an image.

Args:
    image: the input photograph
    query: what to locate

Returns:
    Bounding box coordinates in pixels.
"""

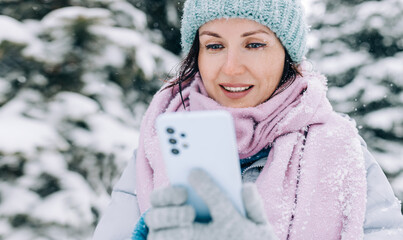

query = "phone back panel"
[156,110,244,221]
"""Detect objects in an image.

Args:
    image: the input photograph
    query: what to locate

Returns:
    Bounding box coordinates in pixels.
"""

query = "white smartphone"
[156,110,245,221]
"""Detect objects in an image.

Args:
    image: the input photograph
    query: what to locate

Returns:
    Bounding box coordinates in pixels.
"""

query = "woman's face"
[198,18,285,108]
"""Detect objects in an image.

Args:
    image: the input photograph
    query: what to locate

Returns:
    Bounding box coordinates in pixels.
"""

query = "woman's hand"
[145,185,195,239]
[145,169,278,240]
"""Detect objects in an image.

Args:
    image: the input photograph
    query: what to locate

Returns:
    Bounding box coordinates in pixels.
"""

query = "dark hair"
[166,30,302,107]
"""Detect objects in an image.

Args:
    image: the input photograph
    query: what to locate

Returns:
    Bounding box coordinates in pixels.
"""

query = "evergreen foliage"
[127,0,185,54]
[0,0,178,239]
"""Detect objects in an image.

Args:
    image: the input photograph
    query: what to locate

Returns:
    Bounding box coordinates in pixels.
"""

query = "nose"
[221,48,246,76]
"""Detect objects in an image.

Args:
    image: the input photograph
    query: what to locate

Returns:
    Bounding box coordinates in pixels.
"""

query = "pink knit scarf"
[135,66,366,239]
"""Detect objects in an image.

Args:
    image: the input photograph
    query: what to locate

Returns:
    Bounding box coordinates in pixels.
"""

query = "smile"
[221,85,253,92]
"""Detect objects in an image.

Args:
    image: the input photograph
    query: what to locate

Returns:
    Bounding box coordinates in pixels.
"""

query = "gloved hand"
[145,169,278,240]
[145,185,195,239]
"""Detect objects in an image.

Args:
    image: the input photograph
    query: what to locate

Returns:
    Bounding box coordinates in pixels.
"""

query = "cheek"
[252,62,283,86]
[198,53,208,78]
[198,55,218,88]
[254,55,284,84]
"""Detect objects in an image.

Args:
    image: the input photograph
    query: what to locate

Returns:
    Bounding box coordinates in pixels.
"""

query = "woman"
[93,0,403,239]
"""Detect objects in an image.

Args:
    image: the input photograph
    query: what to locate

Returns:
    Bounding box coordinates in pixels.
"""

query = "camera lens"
[171,149,180,155]
[166,128,174,134]
[169,138,177,144]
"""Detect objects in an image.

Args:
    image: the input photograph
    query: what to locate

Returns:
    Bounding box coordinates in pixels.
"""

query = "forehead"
[199,18,274,35]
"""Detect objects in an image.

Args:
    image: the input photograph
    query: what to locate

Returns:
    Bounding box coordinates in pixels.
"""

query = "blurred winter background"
[0,0,401,239]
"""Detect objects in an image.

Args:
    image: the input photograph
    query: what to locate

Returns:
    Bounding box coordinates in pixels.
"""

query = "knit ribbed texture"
[180,0,308,63]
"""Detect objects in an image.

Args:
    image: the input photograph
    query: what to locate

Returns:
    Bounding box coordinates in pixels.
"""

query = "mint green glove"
[145,169,278,240]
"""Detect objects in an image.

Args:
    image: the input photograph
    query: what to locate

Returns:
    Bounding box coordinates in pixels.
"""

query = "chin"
[221,101,255,108]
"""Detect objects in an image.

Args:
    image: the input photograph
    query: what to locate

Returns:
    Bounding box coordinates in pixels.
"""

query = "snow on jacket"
[92,135,403,240]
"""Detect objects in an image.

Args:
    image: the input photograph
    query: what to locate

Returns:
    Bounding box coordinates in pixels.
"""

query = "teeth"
[222,86,252,92]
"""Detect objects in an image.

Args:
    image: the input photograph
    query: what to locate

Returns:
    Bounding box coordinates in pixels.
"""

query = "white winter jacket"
[92,137,403,240]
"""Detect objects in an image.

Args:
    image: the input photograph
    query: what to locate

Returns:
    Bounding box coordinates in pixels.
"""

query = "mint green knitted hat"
[180,0,308,63]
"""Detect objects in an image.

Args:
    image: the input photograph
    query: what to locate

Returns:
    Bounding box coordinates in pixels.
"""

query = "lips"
[221,85,253,92]
[219,84,254,99]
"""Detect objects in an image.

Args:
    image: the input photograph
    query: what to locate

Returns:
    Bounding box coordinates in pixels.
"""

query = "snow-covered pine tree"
[307,0,403,209]
[127,0,185,54]
[0,0,74,21]
[0,0,178,239]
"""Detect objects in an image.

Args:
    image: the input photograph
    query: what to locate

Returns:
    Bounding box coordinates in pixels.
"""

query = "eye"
[206,44,224,50]
[246,43,267,49]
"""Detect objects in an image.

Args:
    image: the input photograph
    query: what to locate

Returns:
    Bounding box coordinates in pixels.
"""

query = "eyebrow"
[199,31,222,38]
[199,29,271,38]
[241,30,271,37]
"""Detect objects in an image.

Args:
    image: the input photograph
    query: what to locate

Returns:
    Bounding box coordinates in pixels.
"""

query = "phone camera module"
[166,128,175,134]
[171,149,180,155]
[169,138,177,144]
